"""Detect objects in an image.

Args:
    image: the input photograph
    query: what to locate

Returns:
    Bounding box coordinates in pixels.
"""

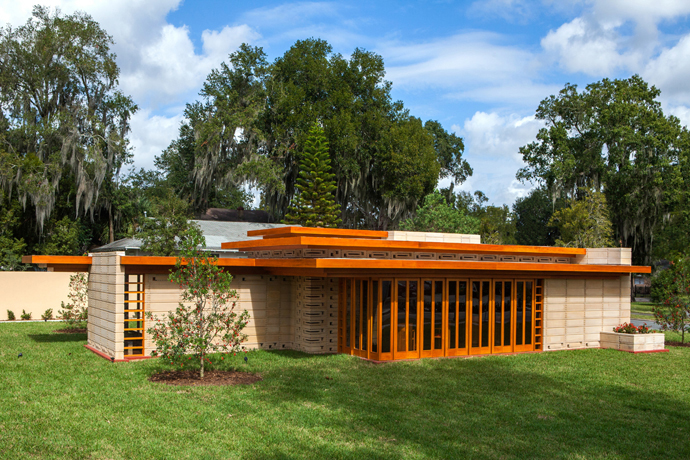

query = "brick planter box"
[600,332,666,353]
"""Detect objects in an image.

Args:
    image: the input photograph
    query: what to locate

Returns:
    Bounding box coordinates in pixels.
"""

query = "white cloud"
[643,34,690,105]
[240,2,340,28]
[467,0,535,23]
[128,110,184,170]
[591,0,690,24]
[120,23,259,106]
[451,112,543,205]
[541,16,638,75]
[382,32,538,89]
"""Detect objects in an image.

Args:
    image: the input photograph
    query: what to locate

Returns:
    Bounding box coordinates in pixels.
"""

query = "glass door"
[421,280,444,358]
[493,280,513,353]
[469,280,492,355]
[393,279,420,359]
[514,280,535,352]
[446,279,469,356]
[378,279,394,361]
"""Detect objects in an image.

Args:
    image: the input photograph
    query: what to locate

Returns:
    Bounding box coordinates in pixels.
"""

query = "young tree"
[652,258,690,343]
[283,123,342,227]
[146,227,249,379]
[138,190,196,256]
[59,273,89,329]
[400,191,480,234]
[548,190,614,248]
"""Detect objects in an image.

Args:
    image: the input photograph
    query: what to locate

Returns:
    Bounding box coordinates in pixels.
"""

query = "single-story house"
[23,225,650,362]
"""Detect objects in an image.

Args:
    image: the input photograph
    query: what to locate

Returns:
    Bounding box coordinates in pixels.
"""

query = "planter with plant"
[601,322,665,352]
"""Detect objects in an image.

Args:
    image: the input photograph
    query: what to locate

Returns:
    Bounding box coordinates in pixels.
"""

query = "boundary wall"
[0,272,73,321]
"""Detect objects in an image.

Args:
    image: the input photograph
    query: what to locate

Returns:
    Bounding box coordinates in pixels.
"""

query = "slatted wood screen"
[124,274,145,356]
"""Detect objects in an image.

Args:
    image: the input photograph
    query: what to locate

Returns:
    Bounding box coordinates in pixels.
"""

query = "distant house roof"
[196,208,275,223]
[92,220,289,253]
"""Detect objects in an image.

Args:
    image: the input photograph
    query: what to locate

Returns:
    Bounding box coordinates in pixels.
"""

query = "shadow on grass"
[236,351,690,459]
[28,333,86,343]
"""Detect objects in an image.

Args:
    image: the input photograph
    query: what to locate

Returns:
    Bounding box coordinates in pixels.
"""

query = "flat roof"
[22,227,649,277]
[221,236,586,257]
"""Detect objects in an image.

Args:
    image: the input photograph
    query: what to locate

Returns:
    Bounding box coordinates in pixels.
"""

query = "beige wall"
[543,275,631,351]
[143,274,296,354]
[387,231,481,244]
[0,272,73,321]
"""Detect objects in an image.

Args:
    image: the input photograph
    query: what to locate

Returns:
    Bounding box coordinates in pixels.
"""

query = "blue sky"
[2,1,690,206]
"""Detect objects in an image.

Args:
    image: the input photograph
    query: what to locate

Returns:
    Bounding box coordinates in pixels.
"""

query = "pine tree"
[283,123,342,227]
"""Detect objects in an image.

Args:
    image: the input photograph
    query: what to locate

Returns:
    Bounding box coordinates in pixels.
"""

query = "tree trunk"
[108,206,115,243]
[200,353,205,379]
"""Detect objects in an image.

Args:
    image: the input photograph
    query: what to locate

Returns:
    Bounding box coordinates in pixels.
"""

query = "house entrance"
[338,277,542,361]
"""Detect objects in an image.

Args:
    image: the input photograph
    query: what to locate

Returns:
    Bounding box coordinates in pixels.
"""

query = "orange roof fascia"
[91,255,648,275]
[119,256,256,267]
[252,258,650,274]
[22,255,92,265]
[246,227,388,239]
[221,236,587,257]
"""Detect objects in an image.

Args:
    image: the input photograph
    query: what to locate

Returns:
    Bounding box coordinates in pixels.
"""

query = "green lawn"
[2,323,690,459]
[631,301,659,320]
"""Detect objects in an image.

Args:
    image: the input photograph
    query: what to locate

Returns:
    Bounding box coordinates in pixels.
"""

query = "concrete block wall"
[87,252,125,359]
[543,275,631,351]
[576,248,632,265]
[144,274,295,354]
[387,231,481,244]
[293,276,339,354]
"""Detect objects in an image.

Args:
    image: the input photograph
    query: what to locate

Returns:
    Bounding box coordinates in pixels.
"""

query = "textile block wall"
[143,274,295,353]
[543,275,631,350]
[293,277,339,353]
[87,252,125,359]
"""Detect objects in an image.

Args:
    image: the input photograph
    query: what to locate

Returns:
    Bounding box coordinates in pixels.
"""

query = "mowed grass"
[2,323,690,459]
[630,301,662,320]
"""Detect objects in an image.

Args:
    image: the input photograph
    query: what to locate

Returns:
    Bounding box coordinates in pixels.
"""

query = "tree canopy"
[400,191,480,235]
[0,6,137,233]
[512,188,560,246]
[548,190,614,248]
[517,75,688,263]
[161,39,471,230]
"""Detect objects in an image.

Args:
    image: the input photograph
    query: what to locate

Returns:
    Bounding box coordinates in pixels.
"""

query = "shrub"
[20,310,32,320]
[146,227,249,379]
[613,322,656,334]
[41,308,53,321]
[6,309,15,321]
[59,272,88,329]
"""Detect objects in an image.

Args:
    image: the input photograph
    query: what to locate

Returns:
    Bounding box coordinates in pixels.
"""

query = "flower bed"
[601,323,666,352]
